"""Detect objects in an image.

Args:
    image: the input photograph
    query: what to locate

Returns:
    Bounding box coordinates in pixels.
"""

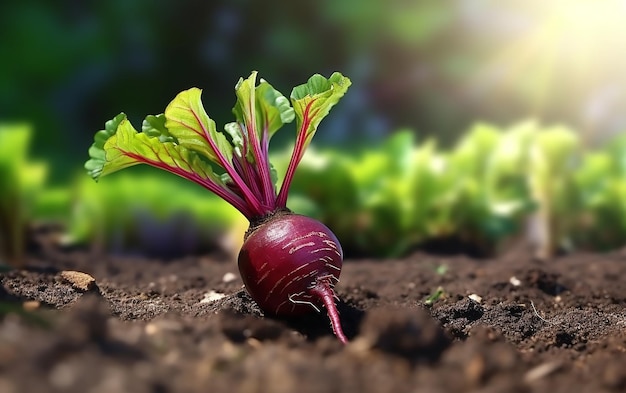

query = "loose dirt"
[1,240,626,392]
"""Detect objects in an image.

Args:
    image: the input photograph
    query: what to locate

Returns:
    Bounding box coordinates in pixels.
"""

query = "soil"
[2,233,626,393]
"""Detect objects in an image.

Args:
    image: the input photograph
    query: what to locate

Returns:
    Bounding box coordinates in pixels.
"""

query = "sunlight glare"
[474,0,626,126]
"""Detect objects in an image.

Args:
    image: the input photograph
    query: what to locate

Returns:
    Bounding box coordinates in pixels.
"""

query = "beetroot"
[86,72,352,342]
[239,212,347,343]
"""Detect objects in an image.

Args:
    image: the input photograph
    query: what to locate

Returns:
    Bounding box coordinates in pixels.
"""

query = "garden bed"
[1,240,626,392]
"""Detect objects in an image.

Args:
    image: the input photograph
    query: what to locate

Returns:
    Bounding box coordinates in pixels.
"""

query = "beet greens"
[86,72,351,343]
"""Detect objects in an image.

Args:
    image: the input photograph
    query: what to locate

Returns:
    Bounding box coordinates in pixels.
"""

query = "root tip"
[310,280,349,344]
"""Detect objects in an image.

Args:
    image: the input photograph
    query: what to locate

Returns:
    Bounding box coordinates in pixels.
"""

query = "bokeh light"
[469,0,626,141]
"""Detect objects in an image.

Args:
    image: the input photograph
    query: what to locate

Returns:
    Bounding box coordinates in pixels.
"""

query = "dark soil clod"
[357,307,450,363]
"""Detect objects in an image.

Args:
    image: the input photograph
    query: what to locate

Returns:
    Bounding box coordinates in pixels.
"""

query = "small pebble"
[145,323,158,335]
[524,361,562,383]
[468,294,482,303]
[145,319,183,336]
[200,290,226,303]
[222,272,237,283]
[22,300,40,311]
[60,271,96,291]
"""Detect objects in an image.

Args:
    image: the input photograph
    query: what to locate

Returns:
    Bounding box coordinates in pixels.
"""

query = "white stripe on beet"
[280,231,328,250]
[288,241,316,254]
[264,261,313,303]
[310,247,341,257]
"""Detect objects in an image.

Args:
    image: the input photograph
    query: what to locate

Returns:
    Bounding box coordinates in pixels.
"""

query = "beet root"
[238,213,347,343]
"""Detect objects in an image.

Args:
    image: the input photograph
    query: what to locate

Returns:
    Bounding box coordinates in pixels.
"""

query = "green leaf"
[453,122,501,176]
[291,72,352,149]
[232,72,258,149]
[269,161,279,186]
[142,114,176,143]
[233,72,256,118]
[230,72,294,205]
[85,113,127,180]
[164,88,233,164]
[231,72,260,161]
[255,78,295,136]
[85,115,221,185]
[275,73,351,207]
[424,286,445,305]
[224,122,245,157]
[232,72,294,156]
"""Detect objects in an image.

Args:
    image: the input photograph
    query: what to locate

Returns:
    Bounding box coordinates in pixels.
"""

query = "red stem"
[121,150,253,217]
[275,104,315,208]
[259,120,276,207]
[235,129,263,199]
[244,109,275,210]
[233,154,263,202]
[309,279,348,345]
[173,108,266,217]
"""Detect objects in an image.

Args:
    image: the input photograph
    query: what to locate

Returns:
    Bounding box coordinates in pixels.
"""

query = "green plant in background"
[353,131,428,256]
[68,172,247,257]
[527,126,581,259]
[402,137,452,241]
[32,186,72,225]
[573,135,626,249]
[448,123,502,251]
[0,117,623,261]
[0,124,47,268]
[448,122,536,254]
[279,131,456,257]
[281,121,626,258]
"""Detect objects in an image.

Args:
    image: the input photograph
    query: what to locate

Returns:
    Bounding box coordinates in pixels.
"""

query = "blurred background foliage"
[2,0,626,261]
[4,0,626,181]
[2,122,625,262]
[0,125,46,267]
